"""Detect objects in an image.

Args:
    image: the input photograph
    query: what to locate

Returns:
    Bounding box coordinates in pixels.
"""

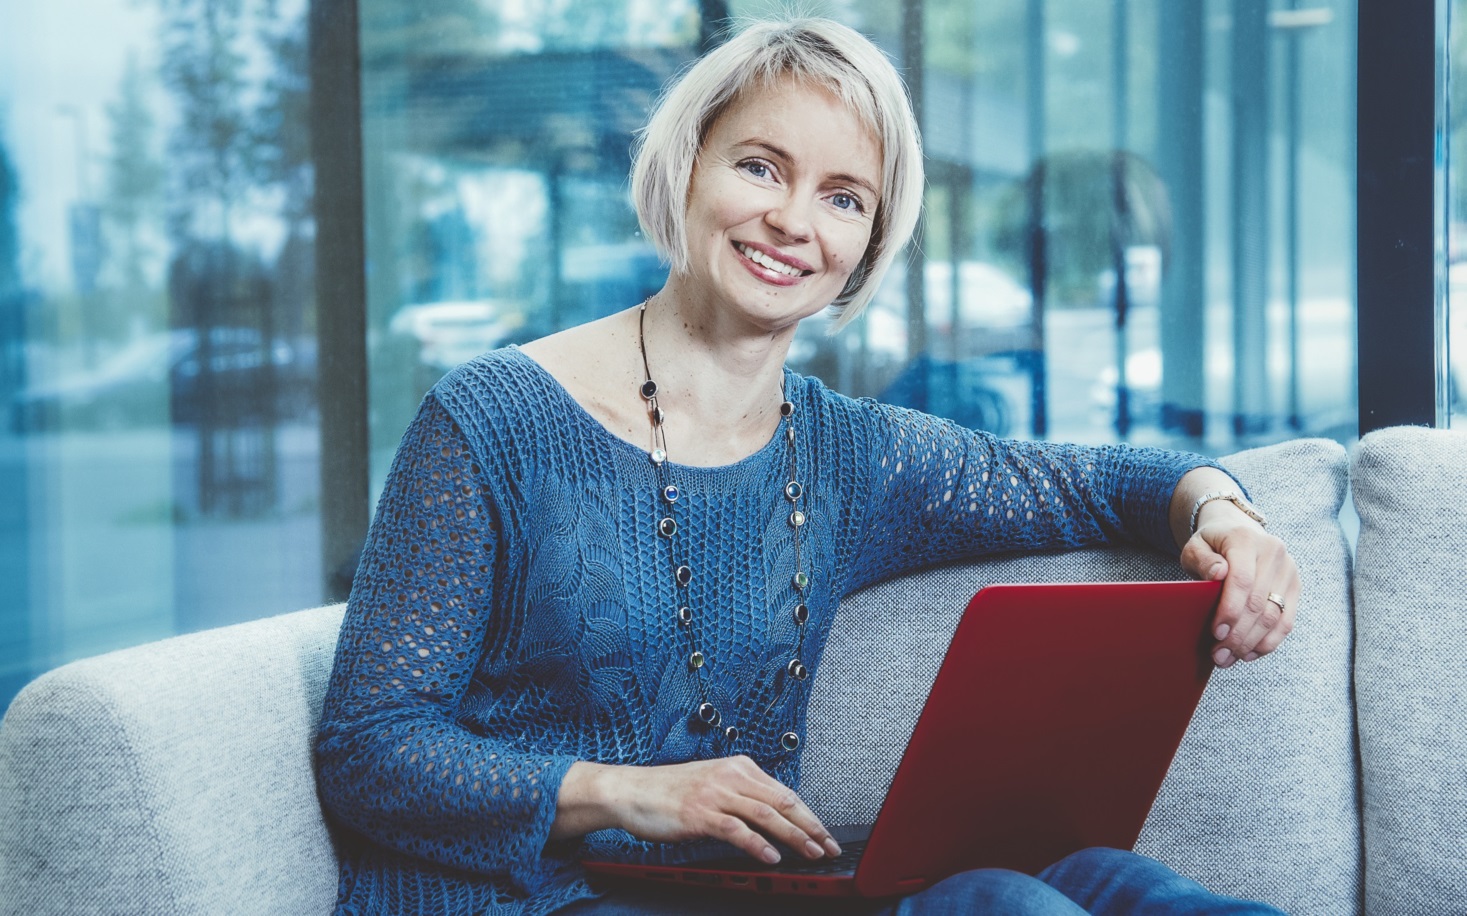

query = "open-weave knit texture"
[314,346,1213,915]
[1352,426,1467,916]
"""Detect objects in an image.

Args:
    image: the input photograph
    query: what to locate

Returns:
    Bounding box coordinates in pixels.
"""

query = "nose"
[764,193,813,242]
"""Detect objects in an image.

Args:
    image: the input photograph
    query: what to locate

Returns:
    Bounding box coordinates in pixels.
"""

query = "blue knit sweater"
[315,346,1215,915]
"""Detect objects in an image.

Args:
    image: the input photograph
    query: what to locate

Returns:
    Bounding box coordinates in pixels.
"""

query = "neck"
[637,284,793,465]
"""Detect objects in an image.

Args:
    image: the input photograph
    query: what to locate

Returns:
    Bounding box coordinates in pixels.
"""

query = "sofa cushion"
[1352,425,1467,916]
[0,604,346,916]
[804,437,1358,916]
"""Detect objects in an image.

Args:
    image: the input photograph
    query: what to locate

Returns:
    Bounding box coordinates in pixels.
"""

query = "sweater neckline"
[505,345,795,475]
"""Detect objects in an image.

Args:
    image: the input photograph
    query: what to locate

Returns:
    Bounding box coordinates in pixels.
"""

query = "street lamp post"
[55,104,101,367]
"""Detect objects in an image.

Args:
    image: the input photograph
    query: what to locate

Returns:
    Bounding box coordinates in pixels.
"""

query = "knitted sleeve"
[314,393,577,888]
[844,401,1222,593]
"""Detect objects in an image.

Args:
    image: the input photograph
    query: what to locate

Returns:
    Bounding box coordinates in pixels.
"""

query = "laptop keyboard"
[769,840,866,874]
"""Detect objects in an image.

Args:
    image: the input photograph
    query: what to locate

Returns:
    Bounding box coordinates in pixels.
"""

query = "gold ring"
[1266,592,1287,613]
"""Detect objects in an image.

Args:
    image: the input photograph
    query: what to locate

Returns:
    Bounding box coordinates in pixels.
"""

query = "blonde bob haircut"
[630,18,924,330]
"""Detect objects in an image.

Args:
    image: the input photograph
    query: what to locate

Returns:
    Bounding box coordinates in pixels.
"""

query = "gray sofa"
[1,425,1463,916]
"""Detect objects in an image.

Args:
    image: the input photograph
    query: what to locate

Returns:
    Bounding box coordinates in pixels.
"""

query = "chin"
[729,292,835,331]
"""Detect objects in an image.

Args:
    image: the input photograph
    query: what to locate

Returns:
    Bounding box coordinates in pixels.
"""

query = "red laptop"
[581,579,1222,898]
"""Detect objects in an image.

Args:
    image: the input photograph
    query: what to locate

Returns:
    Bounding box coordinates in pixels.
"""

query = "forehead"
[705,77,882,185]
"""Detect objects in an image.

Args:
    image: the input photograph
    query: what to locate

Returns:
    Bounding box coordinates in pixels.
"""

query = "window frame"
[1357,0,1449,431]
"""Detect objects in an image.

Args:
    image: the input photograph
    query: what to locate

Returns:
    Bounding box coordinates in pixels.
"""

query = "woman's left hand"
[1179,506,1300,668]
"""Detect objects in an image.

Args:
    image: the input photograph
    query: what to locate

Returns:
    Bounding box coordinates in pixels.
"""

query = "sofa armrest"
[0,604,345,916]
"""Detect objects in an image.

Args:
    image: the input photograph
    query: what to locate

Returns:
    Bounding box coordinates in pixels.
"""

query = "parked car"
[387,301,520,373]
[8,328,315,432]
[786,261,1033,434]
[873,259,1034,340]
[1088,296,1365,436]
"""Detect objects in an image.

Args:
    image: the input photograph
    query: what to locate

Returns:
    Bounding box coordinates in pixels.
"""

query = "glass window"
[358,0,700,490]
[0,0,1368,709]
[1450,0,1466,428]
[359,0,1358,491]
[0,0,320,707]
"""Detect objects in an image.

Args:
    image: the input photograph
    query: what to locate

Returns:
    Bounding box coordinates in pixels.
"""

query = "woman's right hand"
[551,757,841,864]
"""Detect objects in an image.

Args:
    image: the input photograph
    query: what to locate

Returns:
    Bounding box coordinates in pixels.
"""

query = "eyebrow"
[735,139,881,201]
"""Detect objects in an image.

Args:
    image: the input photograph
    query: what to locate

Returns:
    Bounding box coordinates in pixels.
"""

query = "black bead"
[780,400,795,417]
[781,732,801,751]
[676,565,692,587]
[658,517,677,537]
[793,603,809,625]
[653,407,665,426]
[697,702,720,726]
[678,606,693,627]
[640,380,658,400]
[723,725,740,742]
[787,659,808,680]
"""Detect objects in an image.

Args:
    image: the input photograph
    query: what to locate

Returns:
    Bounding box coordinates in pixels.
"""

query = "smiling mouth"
[735,242,813,279]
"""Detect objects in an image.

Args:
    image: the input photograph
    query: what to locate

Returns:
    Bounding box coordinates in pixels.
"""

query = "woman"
[315,18,1299,915]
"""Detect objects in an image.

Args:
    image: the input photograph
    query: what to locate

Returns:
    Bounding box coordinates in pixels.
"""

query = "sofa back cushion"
[1352,425,1467,916]
[803,438,1359,916]
[0,604,345,916]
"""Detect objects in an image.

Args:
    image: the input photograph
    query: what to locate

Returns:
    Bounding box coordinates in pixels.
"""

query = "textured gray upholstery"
[0,604,346,916]
[804,438,1358,916]
[1352,426,1467,916]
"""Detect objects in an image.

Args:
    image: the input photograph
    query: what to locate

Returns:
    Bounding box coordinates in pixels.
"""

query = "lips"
[734,242,814,280]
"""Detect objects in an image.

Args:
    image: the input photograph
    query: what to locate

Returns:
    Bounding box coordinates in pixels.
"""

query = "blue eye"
[832,193,864,214]
[742,160,771,179]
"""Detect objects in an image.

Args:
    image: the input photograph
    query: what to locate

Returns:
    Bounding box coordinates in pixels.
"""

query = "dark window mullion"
[310,0,370,600]
[1357,0,1443,432]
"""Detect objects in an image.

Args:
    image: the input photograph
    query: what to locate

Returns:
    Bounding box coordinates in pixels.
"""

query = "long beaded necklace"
[637,301,811,755]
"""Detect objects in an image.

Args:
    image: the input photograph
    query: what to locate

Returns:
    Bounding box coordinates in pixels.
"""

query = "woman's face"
[680,77,882,333]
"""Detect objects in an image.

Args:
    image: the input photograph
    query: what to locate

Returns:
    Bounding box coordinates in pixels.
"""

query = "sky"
[0,0,161,292]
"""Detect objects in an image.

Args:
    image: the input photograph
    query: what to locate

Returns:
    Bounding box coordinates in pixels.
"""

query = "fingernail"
[762,846,781,864]
[805,840,823,858]
[1215,623,1230,640]
[824,837,842,857]
[1210,562,1226,579]
[1243,651,1260,662]
[1213,647,1233,666]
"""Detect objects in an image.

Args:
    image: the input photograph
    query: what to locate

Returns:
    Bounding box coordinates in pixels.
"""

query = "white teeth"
[738,243,803,278]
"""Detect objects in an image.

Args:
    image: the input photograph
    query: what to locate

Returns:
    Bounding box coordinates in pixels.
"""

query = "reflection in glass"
[360,0,1358,475]
[0,0,1365,707]
[0,0,320,708]
[359,1,698,488]
[1450,0,1467,428]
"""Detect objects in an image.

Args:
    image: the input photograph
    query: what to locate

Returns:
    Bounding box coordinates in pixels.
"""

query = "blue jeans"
[562,847,1286,914]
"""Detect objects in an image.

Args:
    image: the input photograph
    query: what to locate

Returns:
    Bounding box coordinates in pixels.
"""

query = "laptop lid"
[582,579,1221,898]
[853,579,1220,897]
